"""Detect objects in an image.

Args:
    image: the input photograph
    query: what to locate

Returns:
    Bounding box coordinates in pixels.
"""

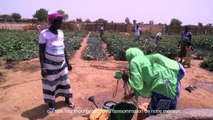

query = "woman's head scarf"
[125,47,144,62]
[48,13,63,23]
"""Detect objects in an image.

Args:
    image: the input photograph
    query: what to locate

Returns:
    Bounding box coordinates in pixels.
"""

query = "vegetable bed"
[83,32,107,60]
[0,29,87,62]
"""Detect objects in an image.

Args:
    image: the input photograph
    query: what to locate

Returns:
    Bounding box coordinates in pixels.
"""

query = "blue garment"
[181,32,192,41]
[178,63,185,81]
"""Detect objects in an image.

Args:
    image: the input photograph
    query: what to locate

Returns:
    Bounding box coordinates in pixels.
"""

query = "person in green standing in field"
[122,47,185,116]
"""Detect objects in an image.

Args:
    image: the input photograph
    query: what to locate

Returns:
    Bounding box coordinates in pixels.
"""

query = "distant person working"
[155,32,162,45]
[135,24,142,40]
[99,24,104,39]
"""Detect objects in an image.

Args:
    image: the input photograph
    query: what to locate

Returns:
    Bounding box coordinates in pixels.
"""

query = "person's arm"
[64,48,72,71]
[122,62,142,102]
[128,61,143,96]
[39,31,48,77]
[39,44,47,77]
[39,44,46,68]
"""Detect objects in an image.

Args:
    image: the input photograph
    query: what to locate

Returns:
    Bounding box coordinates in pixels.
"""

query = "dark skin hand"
[41,69,48,78]
[65,48,72,71]
[122,89,138,104]
[122,70,129,82]
[121,70,138,104]
[123,93,134,101]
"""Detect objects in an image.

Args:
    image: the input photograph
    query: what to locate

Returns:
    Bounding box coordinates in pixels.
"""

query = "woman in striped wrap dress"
[39,13,74,112]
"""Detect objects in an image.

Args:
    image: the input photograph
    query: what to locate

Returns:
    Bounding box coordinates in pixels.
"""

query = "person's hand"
[41,69,48,78]
[122,72,129,82]
[122,93,134,102]
[68,64,72,71]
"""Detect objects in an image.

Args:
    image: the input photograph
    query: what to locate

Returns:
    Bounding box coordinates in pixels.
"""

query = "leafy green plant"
[102,31,179,60]
[102,31,212,62]
[64,30,88,58]
[83,32,107,60]
[0,30,88,62]
[193,35,213,59]
[0,30,38,62]
[200,58,213,71]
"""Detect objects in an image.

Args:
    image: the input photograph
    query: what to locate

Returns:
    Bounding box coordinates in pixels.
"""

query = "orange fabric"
[137,103,149,120]
[90,109,110,120]
[138,102,149,111]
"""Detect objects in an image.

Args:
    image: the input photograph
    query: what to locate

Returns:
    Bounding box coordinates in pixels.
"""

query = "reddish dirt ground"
[0,33,213,120]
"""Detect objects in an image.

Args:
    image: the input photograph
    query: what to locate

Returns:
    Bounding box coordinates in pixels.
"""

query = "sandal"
[47,107,55,113]
[66,102,75,109]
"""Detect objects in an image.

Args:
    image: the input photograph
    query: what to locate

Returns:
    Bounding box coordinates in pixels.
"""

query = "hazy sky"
[0,0,212,25]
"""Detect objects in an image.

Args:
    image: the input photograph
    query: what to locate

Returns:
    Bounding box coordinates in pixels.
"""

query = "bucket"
[114,72,123,79]
[110,102,137,120]
[103,101,117,110]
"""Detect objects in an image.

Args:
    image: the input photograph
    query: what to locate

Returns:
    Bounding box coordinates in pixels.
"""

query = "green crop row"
[83,32,107,60]
[102,31,213,71]
[64,30,88,58]
[200,58,213,71]
[102,31,180,60]
[0,30,38,62]
[192,35,213,59]
[0,29,88,63]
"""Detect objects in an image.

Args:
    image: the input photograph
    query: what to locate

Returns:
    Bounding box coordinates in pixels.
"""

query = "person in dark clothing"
[178,26,192,63]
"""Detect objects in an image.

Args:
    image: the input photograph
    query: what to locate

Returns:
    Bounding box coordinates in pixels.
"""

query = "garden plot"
[0,30,87,62]
[102,31,213,71]
[83,32,107,60]
[0,31,213,120]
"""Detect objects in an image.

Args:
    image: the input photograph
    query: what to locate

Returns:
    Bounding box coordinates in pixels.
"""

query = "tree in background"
[0,14,11,19]
[57,10,69,21]
[11,13,21,20]
[169,18,182,27]
[94,18,108,23]
[33,8,48,22]
[206,23,212,27]
[133,19,137,25]
[198,22,203,27]
[84,19,91,23]
[149,20,154,25]
[125,17,130,24]
[76,18,82,23]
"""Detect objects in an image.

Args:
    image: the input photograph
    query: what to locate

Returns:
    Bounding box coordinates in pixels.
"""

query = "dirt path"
[0,33,213,120]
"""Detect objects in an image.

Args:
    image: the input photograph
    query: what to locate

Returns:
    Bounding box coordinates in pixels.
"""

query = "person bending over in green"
[122,48,185,116]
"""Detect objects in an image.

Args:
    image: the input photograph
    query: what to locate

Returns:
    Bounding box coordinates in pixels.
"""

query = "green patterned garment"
[126,48,180,99]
